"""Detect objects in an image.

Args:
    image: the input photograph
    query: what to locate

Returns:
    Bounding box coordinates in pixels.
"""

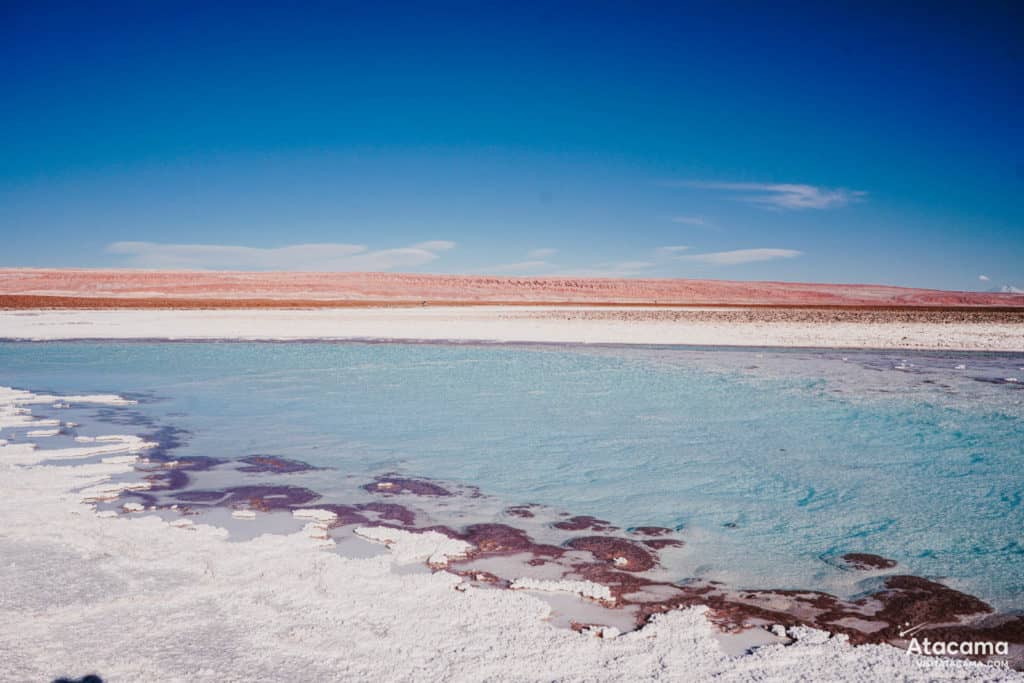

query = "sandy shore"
[2,306,1023,351]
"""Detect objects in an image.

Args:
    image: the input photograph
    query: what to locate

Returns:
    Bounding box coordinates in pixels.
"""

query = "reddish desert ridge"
[1,268,1022,308]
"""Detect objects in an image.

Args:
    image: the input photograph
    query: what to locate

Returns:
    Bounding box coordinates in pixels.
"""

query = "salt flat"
[2,306,1023,351]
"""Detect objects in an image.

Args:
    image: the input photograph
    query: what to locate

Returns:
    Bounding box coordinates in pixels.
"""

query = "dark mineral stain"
[179,456,227,471]
[629,526,673,537]
[841,552,897,570]
[144,468,190,491]
[238,455,318,474]
[553,516,618,532]
[914,614,1024,649]
[362,476,452,497]
[176,485,320,510]
[504,505,537,518]
[357,501,417,526]
[174,490,226,502]
[870,575,994,640]
[565,536,657,572]
[134,425,191,460]
[91,428,1018,667]
[93,407,157,428]
[459,523,564,557]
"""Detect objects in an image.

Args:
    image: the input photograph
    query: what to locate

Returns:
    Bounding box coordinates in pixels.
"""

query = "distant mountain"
[988,285,1024,294]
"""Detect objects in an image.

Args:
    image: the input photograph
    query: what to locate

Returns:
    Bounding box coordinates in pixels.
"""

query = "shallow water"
[2,341,1022,610]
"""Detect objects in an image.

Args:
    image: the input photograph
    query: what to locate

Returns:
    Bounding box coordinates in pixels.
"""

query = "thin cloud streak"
[527,248,557,259]
[554,261,657,277]
[106,240,455,271]
[679,248,803,265]
[667,181,865,210]
[412,240,456,252]
[480,260,554,274]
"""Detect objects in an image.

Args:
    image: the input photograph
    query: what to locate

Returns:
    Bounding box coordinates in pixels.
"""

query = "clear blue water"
[2,341,1022,609]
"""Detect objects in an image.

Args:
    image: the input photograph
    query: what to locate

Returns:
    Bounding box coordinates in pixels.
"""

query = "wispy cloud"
[476,247,559,275]
[412,240,456,252]
[666,181,865,210]
[554,261,657,277]
[610,260,656,271]
[480,260,554,274]
[106,240,455,271]
[656,245,690,256]
[678,248,803,265]
[478,245,658,277]
[979,274,990,282]
[669,216,707,226]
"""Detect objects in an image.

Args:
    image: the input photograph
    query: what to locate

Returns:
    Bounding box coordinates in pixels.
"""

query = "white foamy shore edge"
[2,306,1024,350]
[1,388,1019,682]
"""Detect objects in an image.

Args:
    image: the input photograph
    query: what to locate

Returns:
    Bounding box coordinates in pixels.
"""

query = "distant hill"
[1,268,1023,309]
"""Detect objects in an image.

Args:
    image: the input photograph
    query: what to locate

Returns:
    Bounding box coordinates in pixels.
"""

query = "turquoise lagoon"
[1,341,1021,610]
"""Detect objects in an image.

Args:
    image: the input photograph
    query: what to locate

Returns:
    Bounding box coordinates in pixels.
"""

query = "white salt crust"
[2,307,1023,351]
[511,577,615,604]
[354,525,473,566]
[0,386,1019,681]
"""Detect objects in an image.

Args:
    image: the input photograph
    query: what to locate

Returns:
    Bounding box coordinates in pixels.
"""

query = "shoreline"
[110,431,1024,661]
[2,306,1023,351]
[2,386,1020,680]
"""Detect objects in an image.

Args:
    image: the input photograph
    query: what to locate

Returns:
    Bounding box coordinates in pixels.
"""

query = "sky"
[2,1,1022,290]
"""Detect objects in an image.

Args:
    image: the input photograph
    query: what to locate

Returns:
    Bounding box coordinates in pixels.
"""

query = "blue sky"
[2,1,1021,290]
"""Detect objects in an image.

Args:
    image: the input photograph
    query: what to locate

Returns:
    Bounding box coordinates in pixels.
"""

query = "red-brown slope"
[1,268,1021,308]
